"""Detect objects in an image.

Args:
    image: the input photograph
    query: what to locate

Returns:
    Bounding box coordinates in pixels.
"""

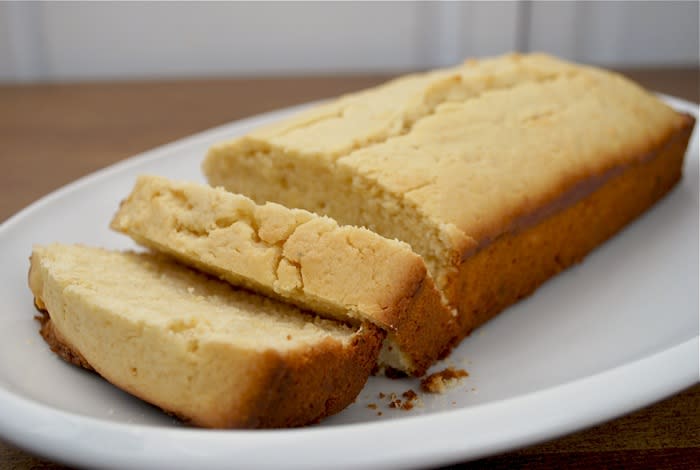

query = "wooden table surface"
[1,68,698,469]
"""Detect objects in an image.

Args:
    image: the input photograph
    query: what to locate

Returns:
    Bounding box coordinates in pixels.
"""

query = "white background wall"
[0,1,697,82]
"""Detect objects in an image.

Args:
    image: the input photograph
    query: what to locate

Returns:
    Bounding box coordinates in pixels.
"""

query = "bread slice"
[110,175,456,377]
[29,244,383,428]
[202,53,695,342]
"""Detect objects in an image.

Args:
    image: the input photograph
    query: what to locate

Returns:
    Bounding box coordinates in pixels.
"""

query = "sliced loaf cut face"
[202,53,694,340]
[111,175,456,376]
[29,244,383,428]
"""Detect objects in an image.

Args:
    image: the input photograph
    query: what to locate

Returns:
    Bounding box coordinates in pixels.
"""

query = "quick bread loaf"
[111,175,456,376]
[203,53,695,341]
[29,53,695,429]
[29,244,382,428]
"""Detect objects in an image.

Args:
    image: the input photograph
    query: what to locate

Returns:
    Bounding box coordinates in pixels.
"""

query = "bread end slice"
[29,244,383,428]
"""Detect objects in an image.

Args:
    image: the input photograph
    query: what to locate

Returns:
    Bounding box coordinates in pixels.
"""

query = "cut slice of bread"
[202,53,695,342]
[29,244,383,428]
[111,175,456,376]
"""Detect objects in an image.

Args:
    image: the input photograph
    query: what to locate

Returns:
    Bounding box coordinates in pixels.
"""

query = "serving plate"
[0,95,697,469]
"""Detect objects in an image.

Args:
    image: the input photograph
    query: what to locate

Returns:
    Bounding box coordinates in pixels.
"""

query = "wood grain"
[0,69,698,469]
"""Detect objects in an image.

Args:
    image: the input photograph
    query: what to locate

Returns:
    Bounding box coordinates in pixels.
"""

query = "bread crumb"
[388,392,401,409]
[384,389,424,411]
[377,411,383,416]
[399,389,422,410]
[367,403,377,410]
[376,389,424,411]
[420,367,469,394]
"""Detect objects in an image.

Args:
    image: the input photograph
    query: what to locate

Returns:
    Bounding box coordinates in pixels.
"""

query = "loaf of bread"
[203,53,695,341]
[29,244,382,428]
[111,175,455,376]
[28,53,696,429]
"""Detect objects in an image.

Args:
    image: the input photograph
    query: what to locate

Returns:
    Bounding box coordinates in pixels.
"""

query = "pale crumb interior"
[205,148,461,290]
[34,244,355,351]
[377,333,412,372]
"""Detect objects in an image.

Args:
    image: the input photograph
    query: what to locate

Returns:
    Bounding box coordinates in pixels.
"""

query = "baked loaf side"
[202,53,695,340]
[448,120,693,331]
[29,244,383,428]
[111,175,456,376]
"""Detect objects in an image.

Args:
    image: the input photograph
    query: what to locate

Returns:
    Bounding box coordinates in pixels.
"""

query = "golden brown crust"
[450,114,695,338]
[384,274,458,377]
[249,324,384,428]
